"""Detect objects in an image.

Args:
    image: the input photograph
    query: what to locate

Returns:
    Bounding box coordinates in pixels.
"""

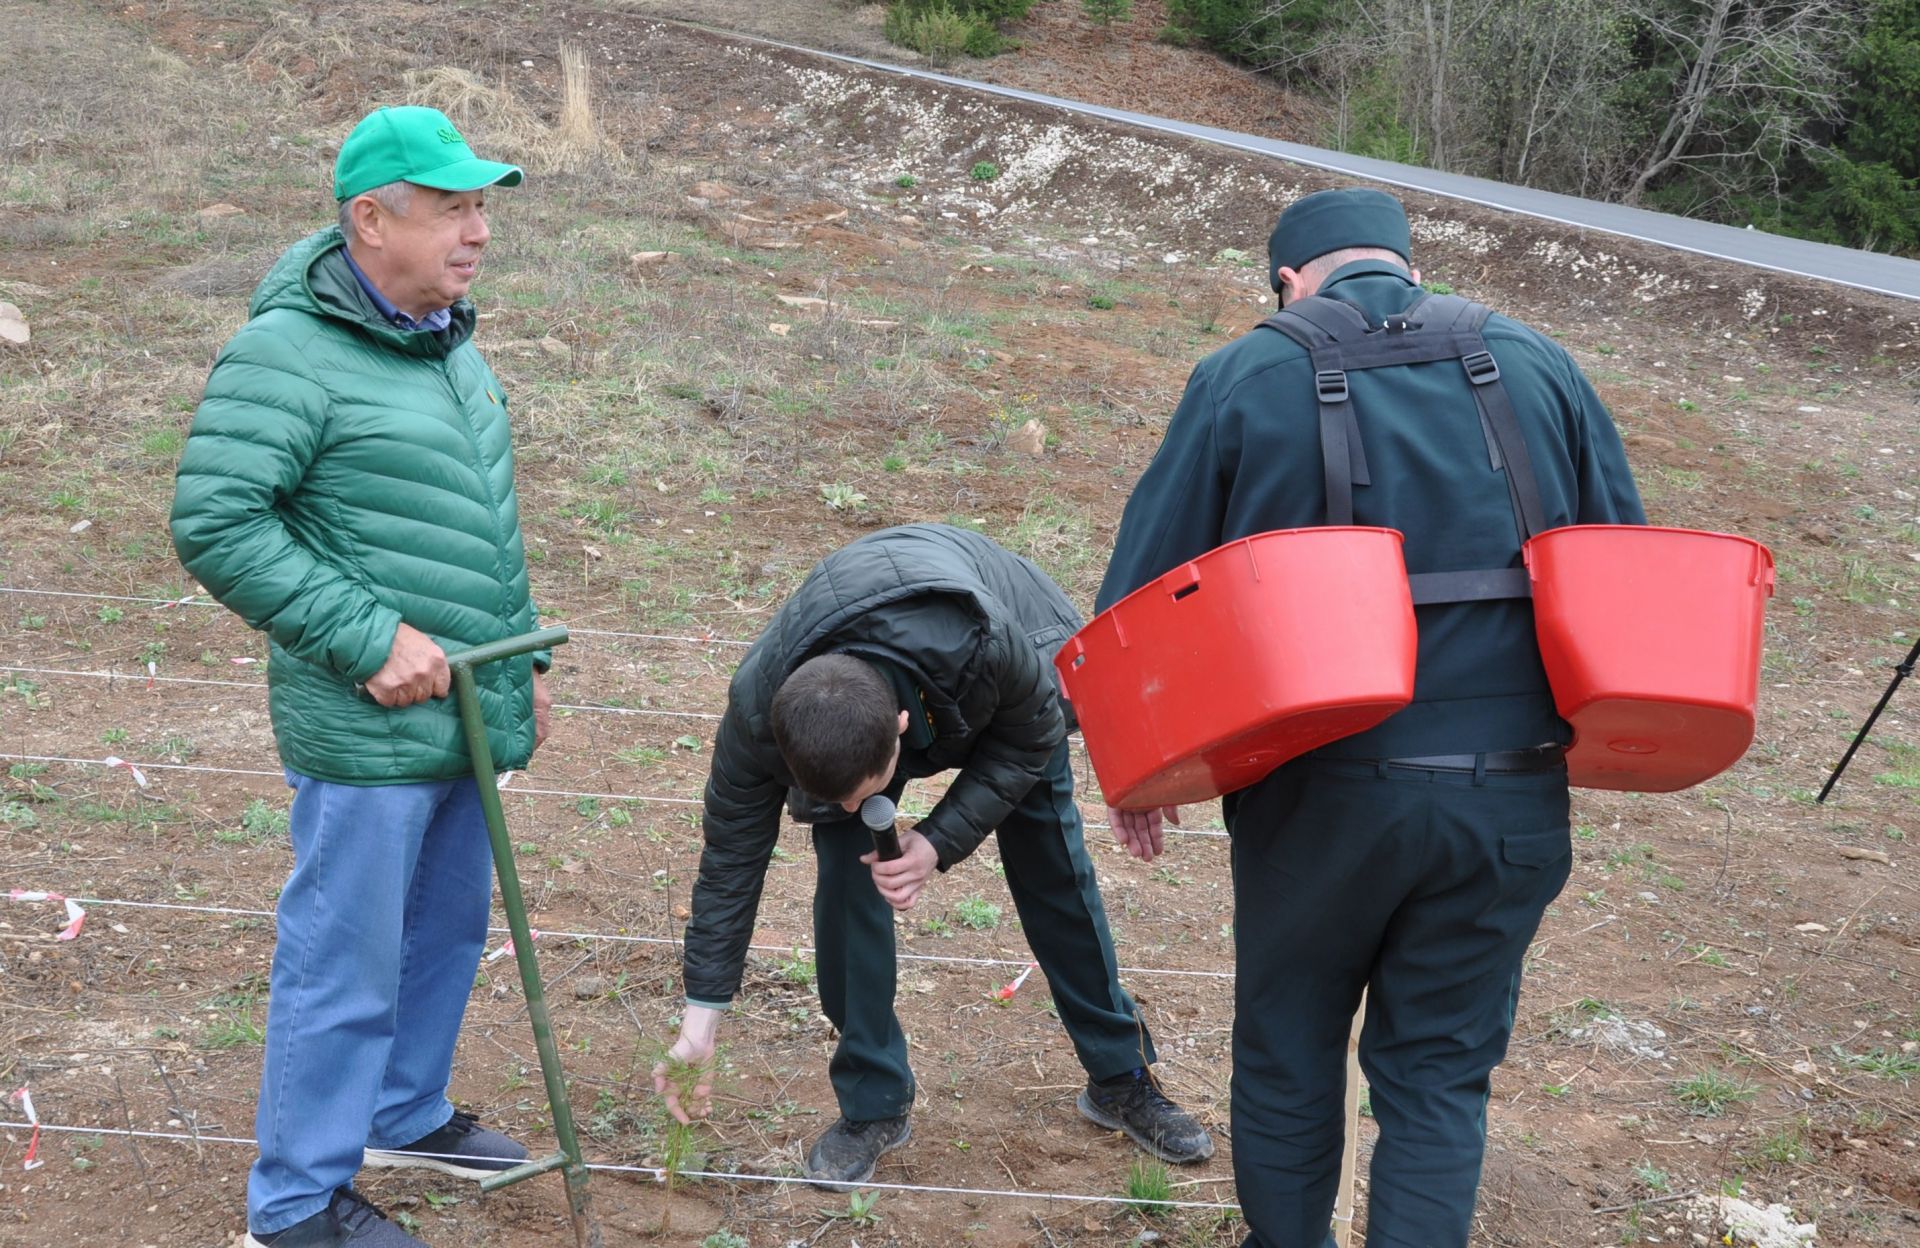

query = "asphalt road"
[720,28,1920,304]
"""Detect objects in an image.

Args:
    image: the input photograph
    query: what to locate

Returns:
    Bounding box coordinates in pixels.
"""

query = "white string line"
[0,587,753,648]
[0,1121,1239,1211]
[0,665,725,723]
[0,753,1233,839]
[60,895,1237,981]
[2,665,260,691]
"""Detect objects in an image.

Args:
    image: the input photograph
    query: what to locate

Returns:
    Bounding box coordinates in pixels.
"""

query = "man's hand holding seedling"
[654,1004,721,1124]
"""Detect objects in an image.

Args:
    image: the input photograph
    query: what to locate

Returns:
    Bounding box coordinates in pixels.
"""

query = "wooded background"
[883,0,1920,256]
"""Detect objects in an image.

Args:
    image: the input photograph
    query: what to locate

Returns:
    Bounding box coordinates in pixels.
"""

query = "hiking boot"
[244,1187,426,1247]
[362,1110,528,1181]
[803,1113,912,1189]
[1078,1068,1215,1164]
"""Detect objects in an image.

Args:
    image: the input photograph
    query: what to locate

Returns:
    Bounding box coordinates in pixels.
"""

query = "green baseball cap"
[333,105,524,203]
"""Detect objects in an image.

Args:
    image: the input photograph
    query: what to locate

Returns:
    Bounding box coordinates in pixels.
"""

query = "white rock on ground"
[1686,1195,1816,1248]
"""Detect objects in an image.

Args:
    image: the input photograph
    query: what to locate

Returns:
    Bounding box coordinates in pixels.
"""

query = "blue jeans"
[248,771,495,1234]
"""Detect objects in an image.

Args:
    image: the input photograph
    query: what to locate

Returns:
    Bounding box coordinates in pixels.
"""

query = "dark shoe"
[362,1110,529,1181]
[244,1187,427,1247]
[803,1113,912,1188]
[1078,1068,1215,1164]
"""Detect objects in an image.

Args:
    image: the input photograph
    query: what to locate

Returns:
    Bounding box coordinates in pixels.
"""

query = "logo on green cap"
[436,126,463,145]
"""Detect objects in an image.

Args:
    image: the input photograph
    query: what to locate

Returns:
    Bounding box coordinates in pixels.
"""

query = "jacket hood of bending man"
[684,522,1084,1006]
[169,111,544,784]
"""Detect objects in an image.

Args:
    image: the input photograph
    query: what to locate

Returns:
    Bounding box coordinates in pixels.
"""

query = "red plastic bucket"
[1058,528,1417,808]
[1526,526,1773,792]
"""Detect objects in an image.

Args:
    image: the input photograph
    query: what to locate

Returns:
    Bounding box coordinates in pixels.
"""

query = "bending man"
[655,523,1213,1186]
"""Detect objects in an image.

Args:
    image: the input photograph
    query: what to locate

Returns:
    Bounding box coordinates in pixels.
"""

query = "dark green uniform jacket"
[1096,261,1645,759]
[683,524,1083,1005]
[169,228,544,785]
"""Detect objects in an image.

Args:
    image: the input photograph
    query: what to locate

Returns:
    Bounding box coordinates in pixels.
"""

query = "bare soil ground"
[2,3,1918,1247]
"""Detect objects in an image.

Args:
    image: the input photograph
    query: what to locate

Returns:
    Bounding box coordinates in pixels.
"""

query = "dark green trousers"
[810,743,1154,1121]
[1225,757,1572,1248]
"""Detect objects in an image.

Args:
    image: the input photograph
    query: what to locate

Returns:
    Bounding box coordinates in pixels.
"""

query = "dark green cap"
[333,106,524,203]
[1267,188,1411,292]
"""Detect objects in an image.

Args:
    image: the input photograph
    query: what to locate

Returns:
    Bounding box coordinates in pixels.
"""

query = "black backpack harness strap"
[1258,292,1546,606]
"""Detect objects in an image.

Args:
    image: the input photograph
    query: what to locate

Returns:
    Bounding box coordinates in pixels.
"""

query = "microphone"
[860,794,903,861]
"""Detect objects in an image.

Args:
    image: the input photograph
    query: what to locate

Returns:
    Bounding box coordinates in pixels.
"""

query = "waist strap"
[1377,746,1566,774]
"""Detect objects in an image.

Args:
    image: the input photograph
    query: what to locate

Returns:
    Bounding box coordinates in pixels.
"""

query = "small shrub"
[821,482,868,512]
[776,948,817,987]
[701,1232,749,1248]
[961,21,1007,56]
[1083,0,1133,24]
[884,2,973,66]
[954,896,1001,930]
[217,798,290,845]
[1088,293,1116,310]
[1839,1047,1920,1081]
[1156,22,1195,45]
[1124,1158,1172,1214]
[970,161,1000,182]
[894,173,918,189]
[1672,1070,1756,1116]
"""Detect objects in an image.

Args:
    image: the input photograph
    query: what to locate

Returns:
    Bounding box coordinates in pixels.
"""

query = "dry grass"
[241,8,370,100]
[405,65,549,142]
[405,47,623,176]
[552,42,623,172]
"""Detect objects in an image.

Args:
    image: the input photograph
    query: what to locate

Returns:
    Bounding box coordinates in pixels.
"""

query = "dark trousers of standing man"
[1225,755,1571,1248]
[810,743,1156,1121]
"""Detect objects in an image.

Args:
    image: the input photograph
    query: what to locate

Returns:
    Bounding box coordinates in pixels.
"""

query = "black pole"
[1816,633,1920,803]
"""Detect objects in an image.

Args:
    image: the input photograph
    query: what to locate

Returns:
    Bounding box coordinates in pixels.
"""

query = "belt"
[1376,745,1566,774]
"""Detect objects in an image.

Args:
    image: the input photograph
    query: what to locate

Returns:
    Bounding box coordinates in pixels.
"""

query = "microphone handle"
[869,823,903,862]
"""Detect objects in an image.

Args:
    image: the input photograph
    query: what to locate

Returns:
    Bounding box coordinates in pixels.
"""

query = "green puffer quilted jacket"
[169,228,543,785]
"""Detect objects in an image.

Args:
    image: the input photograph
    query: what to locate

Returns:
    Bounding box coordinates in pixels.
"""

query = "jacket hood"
[731,525,1080,738]
[740,543,995,714]
[249,227,475,358]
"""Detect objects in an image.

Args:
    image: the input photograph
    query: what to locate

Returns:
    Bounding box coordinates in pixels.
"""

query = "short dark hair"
[771,654,898,801]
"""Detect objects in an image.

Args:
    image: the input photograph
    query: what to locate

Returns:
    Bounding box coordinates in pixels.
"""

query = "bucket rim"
[1091,526,1410,622]
[1526,523,1772,551]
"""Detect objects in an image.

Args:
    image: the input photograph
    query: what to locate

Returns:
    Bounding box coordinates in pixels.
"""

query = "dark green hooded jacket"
[1097,261,1645,759]
[683,524,1082,1005]
[169,228,543,785]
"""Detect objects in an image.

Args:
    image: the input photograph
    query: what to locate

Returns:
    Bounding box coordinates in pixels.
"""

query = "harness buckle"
[1462,350,1500,386]
[1315,369,1350,404]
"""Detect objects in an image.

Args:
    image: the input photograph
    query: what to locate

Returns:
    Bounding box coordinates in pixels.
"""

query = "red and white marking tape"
[7,890,87,940]
[486,929,540,962]
[994,962,1038,1001]
[7,1088,42,1170]
[100,756,149,788]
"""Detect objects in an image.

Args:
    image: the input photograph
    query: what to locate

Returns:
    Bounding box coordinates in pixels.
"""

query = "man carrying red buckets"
[1089,188,1646,1247]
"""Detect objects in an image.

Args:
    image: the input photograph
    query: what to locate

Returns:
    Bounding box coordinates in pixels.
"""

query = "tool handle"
[445,626,571,670]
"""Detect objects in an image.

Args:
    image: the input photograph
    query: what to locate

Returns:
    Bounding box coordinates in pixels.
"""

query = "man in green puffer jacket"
[649,525,1213,1189]
[169,106,547,1248]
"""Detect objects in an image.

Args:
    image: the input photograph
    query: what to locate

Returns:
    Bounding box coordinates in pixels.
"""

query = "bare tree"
[1618,0,1856,206]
